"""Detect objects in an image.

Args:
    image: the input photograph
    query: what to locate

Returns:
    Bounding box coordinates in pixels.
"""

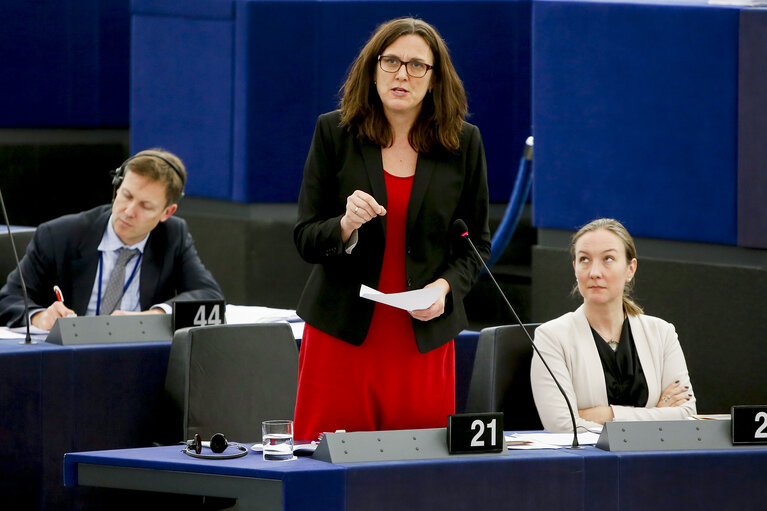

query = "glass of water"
[261,420,295,461]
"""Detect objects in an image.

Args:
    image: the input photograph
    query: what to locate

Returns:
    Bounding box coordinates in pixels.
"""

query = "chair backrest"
[164,322,298,444]
[465,324,543,431]
[0,228,35,282]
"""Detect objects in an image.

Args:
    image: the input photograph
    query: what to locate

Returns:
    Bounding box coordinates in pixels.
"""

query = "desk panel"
[0,328,479,510]
[65,441,767,510]
[0,339,170,510]
[615,448,767,511]
[65,445,346,511]
[65,445,588,511]
[0,343,49,506]
[344,450,585,511]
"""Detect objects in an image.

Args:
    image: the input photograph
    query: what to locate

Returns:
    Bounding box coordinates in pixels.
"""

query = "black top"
[591,318,649,407]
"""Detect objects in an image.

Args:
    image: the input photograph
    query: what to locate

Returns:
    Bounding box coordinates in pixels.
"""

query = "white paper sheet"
[224,305,300,324]
[0,327,32,340]
[10,324,50,335]
[508,431,601,449]
[359,284,441,312]
[224,305,303,339]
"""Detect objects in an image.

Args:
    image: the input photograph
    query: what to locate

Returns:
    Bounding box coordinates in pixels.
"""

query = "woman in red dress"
[293,17,491,441]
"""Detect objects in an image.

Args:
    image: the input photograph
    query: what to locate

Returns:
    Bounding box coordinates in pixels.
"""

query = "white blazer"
[530,305,697,432]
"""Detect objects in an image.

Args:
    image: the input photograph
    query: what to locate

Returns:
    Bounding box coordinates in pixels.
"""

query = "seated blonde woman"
[531,218,696,432]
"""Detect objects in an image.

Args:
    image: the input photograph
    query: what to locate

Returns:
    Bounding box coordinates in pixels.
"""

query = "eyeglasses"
[377,55,434,78]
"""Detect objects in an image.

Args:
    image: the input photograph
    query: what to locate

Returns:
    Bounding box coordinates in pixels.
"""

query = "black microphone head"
[453,219,469,237]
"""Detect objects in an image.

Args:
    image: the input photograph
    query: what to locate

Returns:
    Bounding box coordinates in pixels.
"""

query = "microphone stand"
[0,188,35,345]
[459,225,580,448]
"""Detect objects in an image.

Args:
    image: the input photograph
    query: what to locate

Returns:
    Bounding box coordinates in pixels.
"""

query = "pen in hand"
[53,285,77,317]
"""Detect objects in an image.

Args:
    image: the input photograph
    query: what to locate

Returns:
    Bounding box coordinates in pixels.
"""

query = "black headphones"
[182,433,248,459]
[111,152,186,198]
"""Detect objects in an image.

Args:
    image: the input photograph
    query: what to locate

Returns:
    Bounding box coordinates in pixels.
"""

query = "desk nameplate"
[46,315,172,345]
[312,428,508,463]
[595,419,767,452]
[732,405,767,444]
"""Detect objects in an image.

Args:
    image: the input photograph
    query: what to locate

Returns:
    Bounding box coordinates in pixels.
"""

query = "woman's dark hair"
[340,17,468,153]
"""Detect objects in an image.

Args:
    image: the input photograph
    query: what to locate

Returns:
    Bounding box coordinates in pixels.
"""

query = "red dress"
[293,170,456,441]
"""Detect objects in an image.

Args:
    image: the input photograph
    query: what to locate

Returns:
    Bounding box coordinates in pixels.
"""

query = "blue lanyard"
[95,251,143,315]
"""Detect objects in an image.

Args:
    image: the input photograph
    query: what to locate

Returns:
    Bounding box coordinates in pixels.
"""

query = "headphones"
[182,433,248,459]
[111,152,186,198]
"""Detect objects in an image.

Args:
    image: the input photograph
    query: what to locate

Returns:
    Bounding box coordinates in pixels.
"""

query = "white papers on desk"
[359,284,441,311]
[0,327,31,340]
[708,0,767,5]
[224,305,304,339]
[689,414,730,421]
[225,305,300,324]
[10,324,49,335]
[0,325,49,340]
[506,431,601,449]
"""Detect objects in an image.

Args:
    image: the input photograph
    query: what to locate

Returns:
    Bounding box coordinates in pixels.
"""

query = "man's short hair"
[124,149,186,205]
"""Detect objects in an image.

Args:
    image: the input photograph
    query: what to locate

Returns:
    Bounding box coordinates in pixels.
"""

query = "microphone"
[0,188,35,345]
[454,219,580,448]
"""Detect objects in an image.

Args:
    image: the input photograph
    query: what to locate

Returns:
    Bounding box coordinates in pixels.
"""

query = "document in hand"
[359,284,441,312]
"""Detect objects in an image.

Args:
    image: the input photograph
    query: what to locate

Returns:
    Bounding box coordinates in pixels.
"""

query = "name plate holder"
[312,428,508,463]
[46,315,173,345]
[596,419,744,452]
[731,405,767,444]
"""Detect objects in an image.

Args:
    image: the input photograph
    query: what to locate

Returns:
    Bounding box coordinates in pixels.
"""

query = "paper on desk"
[689,414,730,421]
[508,431,601,449]
[359,284,441,312]
[0,327,31,340]
[708,0,767,5]
[0,326,48,340]
[505,435,560,450]
[225,304,300,324]
[10,324,49,335]
[224,305,303,339]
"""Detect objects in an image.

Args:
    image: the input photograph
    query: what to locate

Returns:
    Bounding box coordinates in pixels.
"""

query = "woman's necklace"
[587,308,625,352]
[595,324,621,351]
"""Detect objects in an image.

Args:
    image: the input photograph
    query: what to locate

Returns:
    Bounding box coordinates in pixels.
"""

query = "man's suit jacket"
[0,205,224,327]
[294,111,491,353]
[530,305,697,432]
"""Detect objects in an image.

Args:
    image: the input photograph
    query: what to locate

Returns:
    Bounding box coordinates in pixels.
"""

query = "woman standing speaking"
[293,17,490,440]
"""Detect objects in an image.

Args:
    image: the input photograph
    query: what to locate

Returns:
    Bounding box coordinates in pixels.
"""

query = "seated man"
[0,149,224,330]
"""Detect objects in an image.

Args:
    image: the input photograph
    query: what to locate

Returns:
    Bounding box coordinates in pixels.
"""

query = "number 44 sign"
[447,412,504,454]
[173,300,226,331]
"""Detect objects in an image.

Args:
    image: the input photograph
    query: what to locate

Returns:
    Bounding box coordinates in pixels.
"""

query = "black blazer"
[0,205,224,327]
[294,111,491,353]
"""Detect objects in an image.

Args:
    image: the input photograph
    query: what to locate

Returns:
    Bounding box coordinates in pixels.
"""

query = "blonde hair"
[570,218,643,316]
[339,17,468,153]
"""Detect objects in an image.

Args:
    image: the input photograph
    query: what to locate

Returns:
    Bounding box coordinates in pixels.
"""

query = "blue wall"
[130,0,532,203]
